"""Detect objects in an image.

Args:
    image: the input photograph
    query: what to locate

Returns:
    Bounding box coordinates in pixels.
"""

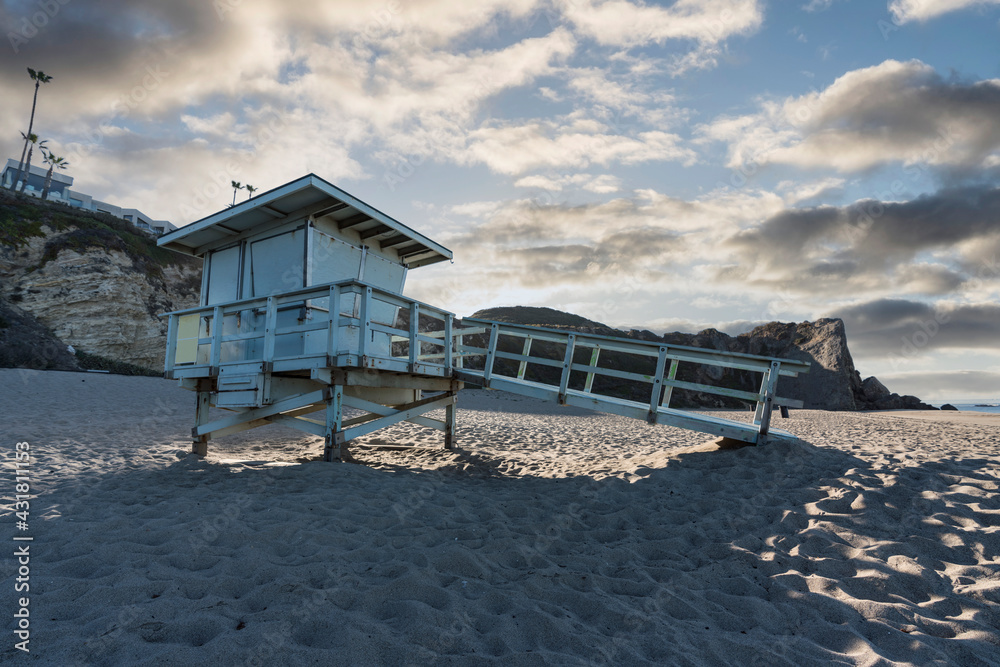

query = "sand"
[2,369,999,665]
[871,410,1000,428]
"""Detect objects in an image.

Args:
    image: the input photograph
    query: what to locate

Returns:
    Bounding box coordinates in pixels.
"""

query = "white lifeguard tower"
[159,174,809,461]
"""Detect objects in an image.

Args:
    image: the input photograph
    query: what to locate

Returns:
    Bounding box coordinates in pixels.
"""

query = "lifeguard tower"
[159,174,809,461]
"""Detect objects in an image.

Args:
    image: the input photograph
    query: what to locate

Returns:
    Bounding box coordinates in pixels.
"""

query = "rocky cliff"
[0,190,201,371]
[472,306,933,411]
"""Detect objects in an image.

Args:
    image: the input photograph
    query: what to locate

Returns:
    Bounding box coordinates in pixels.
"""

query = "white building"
[2,158,177,236]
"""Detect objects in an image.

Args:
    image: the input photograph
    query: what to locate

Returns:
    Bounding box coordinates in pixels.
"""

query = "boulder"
[862,376,892,402]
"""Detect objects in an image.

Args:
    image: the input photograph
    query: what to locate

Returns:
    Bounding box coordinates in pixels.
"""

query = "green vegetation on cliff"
[0,188,198,281]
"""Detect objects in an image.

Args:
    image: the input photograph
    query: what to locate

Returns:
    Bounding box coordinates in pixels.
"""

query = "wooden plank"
[445,392,456,450]
[266,414,325,437]
[661,359,679,408]
[444,314,453,371]
[164,314,178,375]
[339,394,455,443]
[359,286,371,358]
[482,324,499,384]
[583,347,600,393]
[209,306,223,373]
[408,302,419,372]
[497,350,563,370]
[194,389,326,437]
[517,336,533,380]
[311,368,459,391]
[327,284,341,358]
[649,346,668,422]
[340,394,446,430]
[262,297,277,364]
[193,382,213,456]
[324,385,344,461]
[557,334,576,404]
[757,361,781,438]
[660,378,763,404]
[568,362,653,384]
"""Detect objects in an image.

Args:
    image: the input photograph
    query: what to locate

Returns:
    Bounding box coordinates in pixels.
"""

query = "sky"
[2,0,999,401]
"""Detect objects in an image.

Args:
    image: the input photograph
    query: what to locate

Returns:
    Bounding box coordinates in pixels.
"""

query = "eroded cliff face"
[0,230,200,371]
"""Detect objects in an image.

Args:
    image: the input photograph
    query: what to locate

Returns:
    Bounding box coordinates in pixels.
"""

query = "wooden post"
[359,287,372,359]
[517,336,533,380]
[455,333,464,369]
[209,306,222,374]
[660,358,679,408]
[444,313,453,371]
[753,371,769,425]
[164,314,177,378]
[444,386,457,450]
[324,385,345,461]
[482,324,500,384]
[262,297,277,366]
[557,334,576,405]
[193,379,212,456]
[648,346,668,423]
[408,302,419,371]
[326,285,340,363]
[583,346,601,393]
[756,361,781,441]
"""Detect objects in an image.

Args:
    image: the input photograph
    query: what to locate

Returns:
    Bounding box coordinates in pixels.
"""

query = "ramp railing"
[450,318,810,444]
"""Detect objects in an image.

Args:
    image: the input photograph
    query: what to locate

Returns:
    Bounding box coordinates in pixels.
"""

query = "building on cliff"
[2,158,177,236]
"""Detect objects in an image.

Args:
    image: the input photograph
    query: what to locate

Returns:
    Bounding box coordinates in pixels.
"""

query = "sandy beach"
[2,368,999,665]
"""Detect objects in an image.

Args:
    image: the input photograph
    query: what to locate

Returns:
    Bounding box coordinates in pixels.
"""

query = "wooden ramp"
[450,318,811,446]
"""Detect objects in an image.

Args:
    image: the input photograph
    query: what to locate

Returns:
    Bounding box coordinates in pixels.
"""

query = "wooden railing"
[162,279,455,378]
[451,318,810,438]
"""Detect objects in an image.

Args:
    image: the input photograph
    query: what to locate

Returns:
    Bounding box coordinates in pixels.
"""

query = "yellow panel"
[175,314,200,364]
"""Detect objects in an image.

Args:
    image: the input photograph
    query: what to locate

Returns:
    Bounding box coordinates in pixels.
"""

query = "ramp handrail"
[451,318,810,442]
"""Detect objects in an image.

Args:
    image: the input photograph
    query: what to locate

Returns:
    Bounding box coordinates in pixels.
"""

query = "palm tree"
[11,68,53,190]
[17,133,48,192]
[40,151,69,200]
[230,180,243,207]
[245,184,257,200]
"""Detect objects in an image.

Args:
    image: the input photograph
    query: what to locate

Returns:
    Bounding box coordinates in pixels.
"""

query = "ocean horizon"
[931,401,1000,414]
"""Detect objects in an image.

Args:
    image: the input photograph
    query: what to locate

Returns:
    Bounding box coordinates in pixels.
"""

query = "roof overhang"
[157,173,452,268]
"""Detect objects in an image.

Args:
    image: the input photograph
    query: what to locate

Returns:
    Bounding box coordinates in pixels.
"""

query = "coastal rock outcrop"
[0,193,200,371]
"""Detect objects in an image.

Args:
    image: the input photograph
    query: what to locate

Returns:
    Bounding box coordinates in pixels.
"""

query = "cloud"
[776,177,845,204]
[721,184,1000,296]
[513,173,622,193]
[461,119,694,174]
[558,0,763,47]
[875,370,1000,401]
[830,298,1000,356]
[557,0,763,73]
[888,0,1000,23]
[802,0,836,11]
[699,59,1000,172]
[0,1,582,222]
